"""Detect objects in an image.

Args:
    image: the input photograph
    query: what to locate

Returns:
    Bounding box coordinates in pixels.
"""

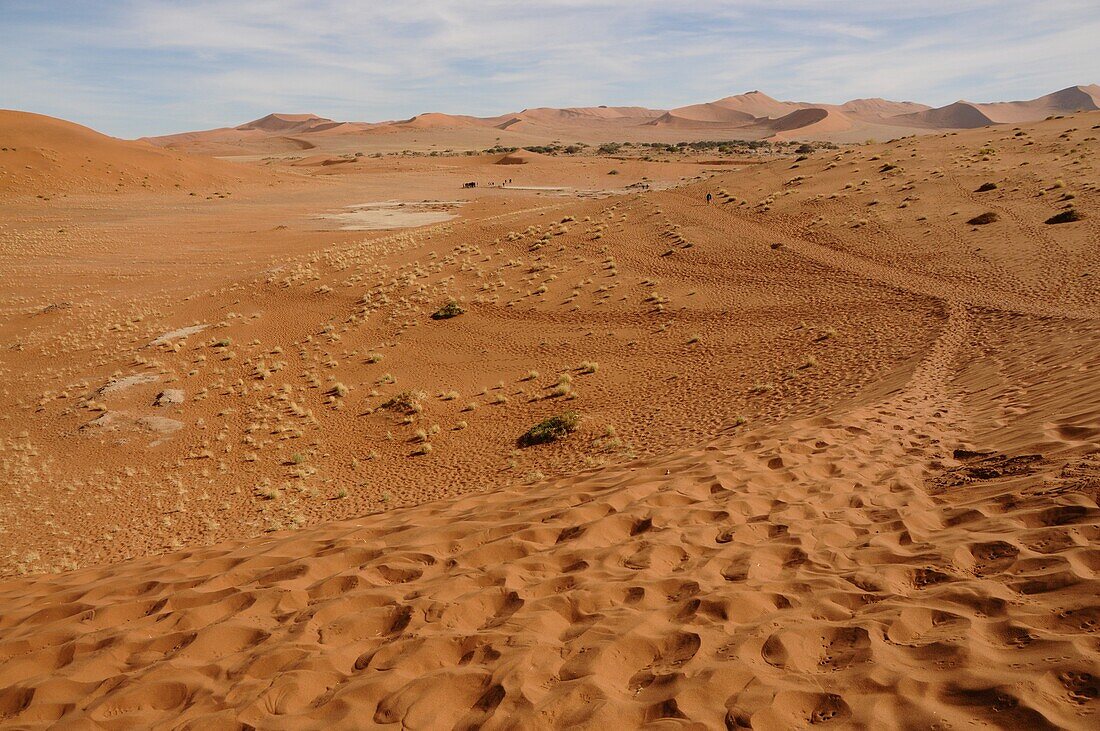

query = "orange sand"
[0,105,1098,729]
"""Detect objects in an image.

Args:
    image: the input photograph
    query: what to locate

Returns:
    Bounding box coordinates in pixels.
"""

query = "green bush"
[519,412,579,447]
[431,300,465,320]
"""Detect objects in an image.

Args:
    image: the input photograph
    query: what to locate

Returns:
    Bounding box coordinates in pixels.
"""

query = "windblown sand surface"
[0,110,1099,728]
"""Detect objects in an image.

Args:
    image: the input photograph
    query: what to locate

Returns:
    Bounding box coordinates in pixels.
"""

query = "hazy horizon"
[3,1,1099,138]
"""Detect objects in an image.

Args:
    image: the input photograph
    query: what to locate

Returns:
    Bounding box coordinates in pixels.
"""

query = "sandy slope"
[0,110,273,197]
[0,111,1098,728]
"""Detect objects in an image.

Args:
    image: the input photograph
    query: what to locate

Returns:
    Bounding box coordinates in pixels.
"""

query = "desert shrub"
[966,212,999,225]
[380,390,425,414]
[1045,209,1082,224]
[519,412,579,447]
[431,300,465,320]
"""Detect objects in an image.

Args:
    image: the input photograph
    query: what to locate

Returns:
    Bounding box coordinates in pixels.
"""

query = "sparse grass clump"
[519,411,579,447]
[431,300,465,320]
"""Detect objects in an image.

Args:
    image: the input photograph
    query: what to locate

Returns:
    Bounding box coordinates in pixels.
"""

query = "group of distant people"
[466,178,515,189]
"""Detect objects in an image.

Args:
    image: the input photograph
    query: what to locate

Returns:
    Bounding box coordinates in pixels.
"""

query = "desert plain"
[0,86,1099,729]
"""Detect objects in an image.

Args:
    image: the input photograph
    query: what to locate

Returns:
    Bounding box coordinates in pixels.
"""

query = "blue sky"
[2,1,1098,138]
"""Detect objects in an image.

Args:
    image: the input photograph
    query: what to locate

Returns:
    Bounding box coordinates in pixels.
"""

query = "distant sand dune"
[136,84,1100,156]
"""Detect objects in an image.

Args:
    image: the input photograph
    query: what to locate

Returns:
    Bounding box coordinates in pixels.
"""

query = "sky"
[2,1,1098,138]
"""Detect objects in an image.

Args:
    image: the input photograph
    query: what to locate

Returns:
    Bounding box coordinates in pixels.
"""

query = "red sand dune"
[140,85,1100,156]
[974,84,1100,123]
[236,113,334,133]
[512,106,664,124]
[0,110,268,196]
[766,108,854,139]
[838,97,931,120]
[897,101,998,129]
[393,112,496,129]
[901,85,1100,129]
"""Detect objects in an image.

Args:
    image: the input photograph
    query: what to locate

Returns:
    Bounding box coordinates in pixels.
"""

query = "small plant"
[1045,209,1082,224]
[966,212,999,226]
[380,390,425,414]
[519,412,579,447]
[431,300,465,320]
